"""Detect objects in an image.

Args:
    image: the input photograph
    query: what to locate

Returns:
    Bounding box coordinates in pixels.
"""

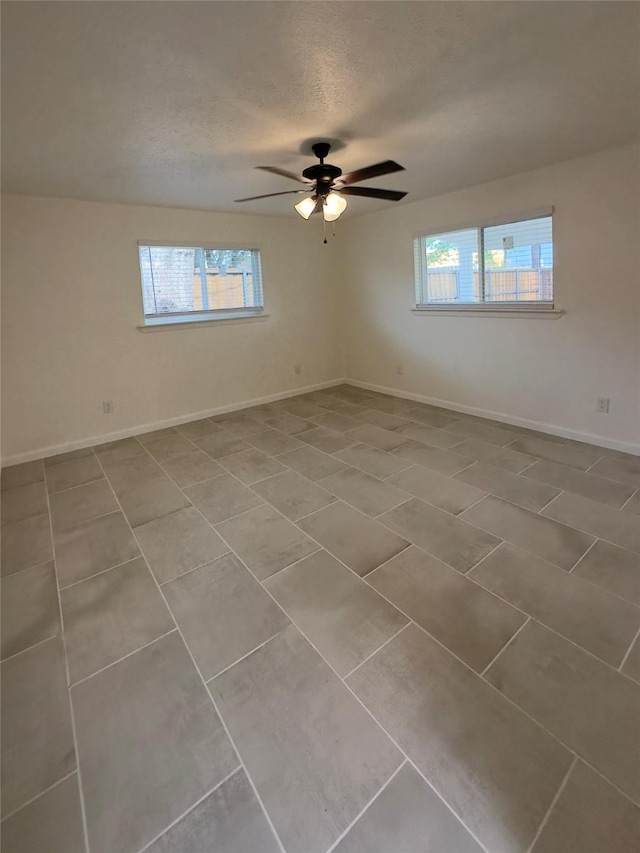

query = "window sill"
[411,307,565,319]
[137,312,270,332]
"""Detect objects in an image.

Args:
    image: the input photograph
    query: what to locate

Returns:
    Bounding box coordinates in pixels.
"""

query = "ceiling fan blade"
[335,160,404,187]
[255,166,312,184]
[234,190,308,202]
[339,186,408,201]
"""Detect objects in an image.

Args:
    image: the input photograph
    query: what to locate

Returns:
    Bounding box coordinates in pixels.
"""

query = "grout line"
[480,617,532,677]
[342,623,412,679]
[322,760,409,853]
[135,765,243,853]
[43,458,93,853]
[69,629,178,688]
[567,538,599,574]
[254,547,323,584]
[618,623,640,673]
[94,454,288,853]
[157,550,234,586]
[373,496,413,519]
[534,489,565,516]
[58,555,143,591]
[619,488,639,511]
[0,769,80,824]
[206,631,289,682]
[524,756,578,853]
[1,632,60,664]
[0,556,55,581]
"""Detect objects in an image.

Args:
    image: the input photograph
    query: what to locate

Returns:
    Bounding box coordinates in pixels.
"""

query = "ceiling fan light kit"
[235,142,407,240]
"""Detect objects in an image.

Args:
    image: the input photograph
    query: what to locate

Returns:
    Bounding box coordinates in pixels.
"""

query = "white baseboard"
[348,379,640,456]
[2,379,348,467]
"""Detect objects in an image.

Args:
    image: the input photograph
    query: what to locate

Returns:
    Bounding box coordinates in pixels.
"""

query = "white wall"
[1,196,343,460]
[339,145,640,450]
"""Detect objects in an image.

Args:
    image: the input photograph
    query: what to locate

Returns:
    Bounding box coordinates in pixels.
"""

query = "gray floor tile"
[301,426,358,453]
[590,453,640,488]
[185,473,263,524]
[285,402,332,419]
[346,423,412,452]
[218,448,285,484]
[164,553,289,680]
[50,479,117,533]
[445,419,520,447]
[216,414,265,437]
[252,470,335,521]
[370,546,525,672]
[61,557,174,683]
[176,418,225,439]
[334,443,412,478]
[298,501,410,577]
[334,763,482,853]
[1,637,76,817]
[622,634,640,683]
[524,459,635,507]
[117,476,191,528]
[1,481,48,527]
[144,433,198,464]
[146,768,279,853]
[94,437,145,465]
[623,490,640,515]
[446,438,536,473]
[45,454,103,494]
[470,543,640,666]
[365,397,415,415]
[1,562,60,659]
[310,411,362,432]
[247,428,305,456]
[101,452,165,493]
[462,496,594,570]
[44,448,95,467]
[531,760,640,853]
[135,506,229,584]
[387,464,485,515]
[154,447,226,487]
[217,504,318,580]
[263,413,316,435]
[135,427,179,446]
[318,467,409,517]
[509,436,604,470]
[0,774,85,853]
[72,632,236,853]
[54,510,140,587]
[485,620,640,803]
[543,491,640,553]
[194,432,251,459]
[1,460,44,492]
[455,461,560,511]
[210,625,402,853]
[403,407,460,429]
[278,445,349,481]
[265,550,408,676]
[1,514,53,576]
[380,497,500,573]
[352,409,412,431]
[392,440,474,475]
[572,540,640,606]
[347,624,573,853]
[393,422,465,449]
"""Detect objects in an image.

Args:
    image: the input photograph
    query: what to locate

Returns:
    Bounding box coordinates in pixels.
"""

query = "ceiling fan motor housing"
[303,142,342,196]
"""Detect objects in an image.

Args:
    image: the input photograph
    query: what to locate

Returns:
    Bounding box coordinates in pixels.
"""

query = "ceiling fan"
[234,142,408,223]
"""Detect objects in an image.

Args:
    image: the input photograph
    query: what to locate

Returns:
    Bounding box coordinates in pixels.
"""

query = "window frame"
[137,240,266,328]
[413,208,557,316]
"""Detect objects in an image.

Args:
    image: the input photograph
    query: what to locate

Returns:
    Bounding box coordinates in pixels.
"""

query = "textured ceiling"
[2,1,639,216]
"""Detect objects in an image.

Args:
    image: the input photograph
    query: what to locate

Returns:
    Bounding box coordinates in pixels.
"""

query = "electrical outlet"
[103,401,114,414]
[294,364,301,375]
[597,397,610,414]
[396,365,403,376]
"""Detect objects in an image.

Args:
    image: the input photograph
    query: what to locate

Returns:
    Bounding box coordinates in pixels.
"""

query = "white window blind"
[138,244,264,325]
[414,214,553,308]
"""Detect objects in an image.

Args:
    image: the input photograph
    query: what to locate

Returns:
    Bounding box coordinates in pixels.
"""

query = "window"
[414,214,553,310]
[138,243,264,326]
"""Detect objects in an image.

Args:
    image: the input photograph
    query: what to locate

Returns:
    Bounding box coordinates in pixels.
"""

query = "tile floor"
[2,384,639,853]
